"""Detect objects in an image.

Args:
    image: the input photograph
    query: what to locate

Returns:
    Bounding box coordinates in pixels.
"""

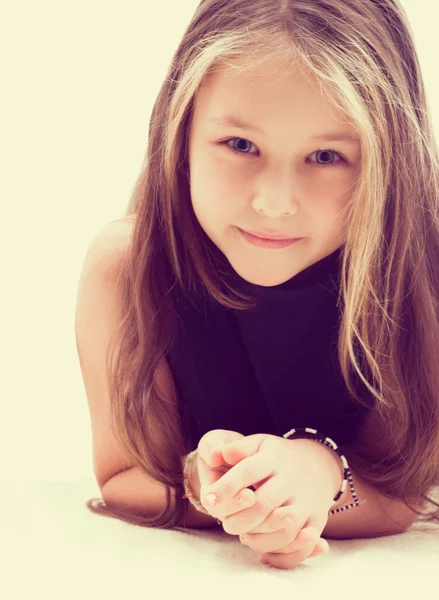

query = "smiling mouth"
[238,228,303,249]
[245,231,299,241]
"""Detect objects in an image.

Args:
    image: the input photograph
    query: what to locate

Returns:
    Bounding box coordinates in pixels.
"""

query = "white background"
[1,1,438,483]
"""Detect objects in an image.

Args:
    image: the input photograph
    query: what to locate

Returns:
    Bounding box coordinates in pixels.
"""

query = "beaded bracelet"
[183,427,366,519]
[183,450,222,524]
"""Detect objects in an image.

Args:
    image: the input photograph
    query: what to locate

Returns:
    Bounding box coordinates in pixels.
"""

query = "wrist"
[183,451,201,503]
[319,443,345,498]
[292,438,345,503]
[190,452,202,502]
[182,451,221,528]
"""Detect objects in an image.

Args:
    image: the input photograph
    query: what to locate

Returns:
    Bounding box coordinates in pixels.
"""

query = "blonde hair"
[85,0,439,529]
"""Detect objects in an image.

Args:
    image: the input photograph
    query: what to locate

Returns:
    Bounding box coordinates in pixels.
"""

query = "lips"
[241,229,299,241]
[238,228,302,249]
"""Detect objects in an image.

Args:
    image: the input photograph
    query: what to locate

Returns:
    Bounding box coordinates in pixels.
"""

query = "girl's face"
[187,55,362,287]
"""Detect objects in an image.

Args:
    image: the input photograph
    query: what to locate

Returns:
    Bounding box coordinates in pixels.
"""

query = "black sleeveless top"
[166,246,371,453]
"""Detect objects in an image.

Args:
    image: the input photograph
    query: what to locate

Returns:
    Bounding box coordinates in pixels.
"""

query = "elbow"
[383,499,421,533]
[394,508,419,532]
[322,501,418,540]
[323,520,408,540]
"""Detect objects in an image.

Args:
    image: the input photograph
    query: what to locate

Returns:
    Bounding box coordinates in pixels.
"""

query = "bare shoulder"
[86,215,135,279]
[83,213,178,407]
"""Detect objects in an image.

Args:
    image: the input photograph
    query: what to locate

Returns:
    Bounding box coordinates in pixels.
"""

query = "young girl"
[78,0,439,570]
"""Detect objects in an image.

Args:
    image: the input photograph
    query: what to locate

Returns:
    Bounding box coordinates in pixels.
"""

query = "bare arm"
[301,439,419,539]
[102,441,419,537]
[101,462,219,530]
[76,219,217,530]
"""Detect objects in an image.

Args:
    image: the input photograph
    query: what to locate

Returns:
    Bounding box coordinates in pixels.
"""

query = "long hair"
[84,0,439,529]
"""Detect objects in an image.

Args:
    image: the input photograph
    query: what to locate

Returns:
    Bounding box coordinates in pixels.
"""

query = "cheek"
[306,191,351,238]
[190,188,231,238]
[190,175,242,225]
[313,177,354,213]
[325,198,352,239]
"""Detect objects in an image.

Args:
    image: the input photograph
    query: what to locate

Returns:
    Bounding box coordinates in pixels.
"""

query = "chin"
[245,273,288,287]
[230,262,297,287]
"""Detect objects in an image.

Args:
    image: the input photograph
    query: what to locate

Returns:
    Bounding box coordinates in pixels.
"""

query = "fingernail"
[205,493,217,506]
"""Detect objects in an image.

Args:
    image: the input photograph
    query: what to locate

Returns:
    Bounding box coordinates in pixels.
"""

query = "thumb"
[198,429,246,466]
[218,434,267,467]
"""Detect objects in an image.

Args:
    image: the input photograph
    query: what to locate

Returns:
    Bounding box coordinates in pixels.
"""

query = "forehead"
[193,56,357,139]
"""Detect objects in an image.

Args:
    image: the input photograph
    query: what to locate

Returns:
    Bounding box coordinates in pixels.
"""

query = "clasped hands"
[195,430,339,570]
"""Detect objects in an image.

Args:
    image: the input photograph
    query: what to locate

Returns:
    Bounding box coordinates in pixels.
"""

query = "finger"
[201,451,274,506]
[227,489,258,519]
[243,528,327,560]
[198,430,245,464]
[239,497,308,552]
[301,515,328,550]
[205,446,226,468]
[240,514,300,554]
[245,528,327,559]
[247,505,304,534]
[309,537,329,557]
[246,505,329,557]
[247,507,327,540]
[305,515,328,532]
[220,474,293,535]
[219,434,266,466]
[273,526,320,556]
[197,437,246,489]
[197,451,228,489]
[214,445,249,467]
[260,527,320,570]
[219,434,266,464]
[201,487,257,521]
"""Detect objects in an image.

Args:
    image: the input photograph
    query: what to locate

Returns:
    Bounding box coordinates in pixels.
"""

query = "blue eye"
[221,137,346,168]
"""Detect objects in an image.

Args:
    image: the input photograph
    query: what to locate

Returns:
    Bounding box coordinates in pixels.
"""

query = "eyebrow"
[208,115,361,144]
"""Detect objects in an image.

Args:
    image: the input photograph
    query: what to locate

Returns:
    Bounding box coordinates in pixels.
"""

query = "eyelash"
[220,137,346,169]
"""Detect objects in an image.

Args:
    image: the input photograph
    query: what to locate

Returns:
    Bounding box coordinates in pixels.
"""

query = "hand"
[199,433,336,570]
[200,434,333,569]
[193,429,255,512]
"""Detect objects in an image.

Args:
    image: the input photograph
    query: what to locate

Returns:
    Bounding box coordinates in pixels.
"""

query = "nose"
[252,173,299,217]
[254,205,296,217]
